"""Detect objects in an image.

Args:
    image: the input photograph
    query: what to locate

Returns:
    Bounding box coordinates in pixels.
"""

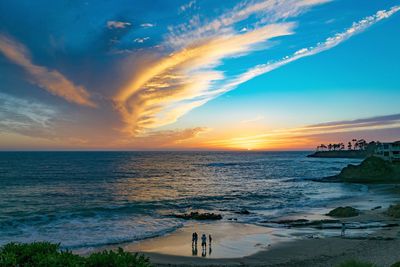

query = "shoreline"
[74,184,400,266]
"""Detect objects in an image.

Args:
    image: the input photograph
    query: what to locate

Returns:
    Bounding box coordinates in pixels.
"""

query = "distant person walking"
[341,223,346,237]
[201,234,207,249]
[209,234,212,245]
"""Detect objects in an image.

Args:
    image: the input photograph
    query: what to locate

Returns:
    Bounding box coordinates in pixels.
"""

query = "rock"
[172,212,222,220]
[235,209,250,215]
[331,156,400,183]
[387,204,400,218]
[326,206,359,217]
[270,219,309,224]
[371,206,382,210]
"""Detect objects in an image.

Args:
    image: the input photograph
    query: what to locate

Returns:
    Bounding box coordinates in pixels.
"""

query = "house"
[374,141,400,162]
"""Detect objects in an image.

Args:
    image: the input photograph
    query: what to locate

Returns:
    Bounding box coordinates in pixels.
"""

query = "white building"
[374,141,400,162]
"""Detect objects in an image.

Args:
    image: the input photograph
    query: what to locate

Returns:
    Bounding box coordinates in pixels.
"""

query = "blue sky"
[0,0,399,150]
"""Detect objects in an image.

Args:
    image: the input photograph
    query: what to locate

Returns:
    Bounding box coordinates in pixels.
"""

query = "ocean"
[0,151,364,250]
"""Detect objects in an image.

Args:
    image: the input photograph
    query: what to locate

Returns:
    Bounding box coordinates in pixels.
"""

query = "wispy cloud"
[141,23,155,28]
[168,0,330,47]
[107,20,131,29]
[179,0,196,13]
[0,34,96,107]
[134,37,150,43]
[0,93,57,138]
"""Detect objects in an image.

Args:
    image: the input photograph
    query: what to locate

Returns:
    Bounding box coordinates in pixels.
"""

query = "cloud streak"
[213,5,400,96]
[0,34,96,107]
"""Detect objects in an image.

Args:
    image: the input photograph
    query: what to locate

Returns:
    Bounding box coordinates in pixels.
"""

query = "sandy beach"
[136,211,400,267]
[112,186,400,267]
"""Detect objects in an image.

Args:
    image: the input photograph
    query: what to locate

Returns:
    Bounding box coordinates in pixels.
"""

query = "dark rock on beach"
[235,209,251,215]
[387,204,400,218]
[172,212,222,220]
[327,206,359,217]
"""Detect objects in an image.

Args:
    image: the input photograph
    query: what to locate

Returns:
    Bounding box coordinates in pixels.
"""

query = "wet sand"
[130,206,400,266]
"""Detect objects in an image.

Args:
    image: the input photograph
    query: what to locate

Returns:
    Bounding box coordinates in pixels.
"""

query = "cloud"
[0,34,96,107]
[168,0,330,47]
[141,23,155,28]
[107,20,131,29]
[0,93,58,138]
[114,22,294,135]
[179,0,196,13]
[120,127,209,149]
[134,37,150,43]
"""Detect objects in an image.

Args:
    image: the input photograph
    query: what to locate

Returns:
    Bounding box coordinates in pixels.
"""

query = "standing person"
[209,234,212,245]
[194,232,198,246]
[201,234,207,250]
[192,232,196,246]
[341,223,346,237]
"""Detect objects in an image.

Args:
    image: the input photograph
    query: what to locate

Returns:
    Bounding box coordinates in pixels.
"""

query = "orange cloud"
[114,23,294,135]
[0,34,96,107]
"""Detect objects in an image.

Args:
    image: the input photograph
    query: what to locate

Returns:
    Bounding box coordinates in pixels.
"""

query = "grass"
[0,242,152,267]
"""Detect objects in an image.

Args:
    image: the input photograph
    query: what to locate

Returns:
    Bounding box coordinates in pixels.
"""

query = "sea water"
[0,151,364,249]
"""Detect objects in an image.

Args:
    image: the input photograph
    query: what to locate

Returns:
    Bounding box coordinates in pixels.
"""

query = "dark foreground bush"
[0,242,152,267]
[337,259,376,267]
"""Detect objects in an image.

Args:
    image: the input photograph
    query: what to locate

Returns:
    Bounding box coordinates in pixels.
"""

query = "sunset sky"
[0,0,399,150]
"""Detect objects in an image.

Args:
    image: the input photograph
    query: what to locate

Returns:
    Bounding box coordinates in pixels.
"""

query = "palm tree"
[347,142,352,150]
[352,139,357,150]
[340,143,345,150]
[328,144,333,151]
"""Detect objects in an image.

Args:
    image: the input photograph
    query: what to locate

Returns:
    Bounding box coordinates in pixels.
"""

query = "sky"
[0,0,399,150]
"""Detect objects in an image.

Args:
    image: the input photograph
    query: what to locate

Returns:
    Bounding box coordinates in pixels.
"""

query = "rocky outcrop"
[326,206,359,217]
[172,212,222,220]
[307,150,369,159]
[387,204,400,218]
[325,157,400,183]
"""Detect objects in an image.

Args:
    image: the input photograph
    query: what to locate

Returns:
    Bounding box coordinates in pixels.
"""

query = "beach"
[75,185,400,267]
[133,207,400,267]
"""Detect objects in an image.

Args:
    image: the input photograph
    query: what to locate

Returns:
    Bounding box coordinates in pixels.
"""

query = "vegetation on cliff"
[333,156,400,183]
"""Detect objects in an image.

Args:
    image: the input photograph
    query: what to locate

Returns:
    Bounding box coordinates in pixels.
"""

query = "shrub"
[391,262,400,267]
[337,259,376,267]
[86,248,152,267]
[0,242,151,267]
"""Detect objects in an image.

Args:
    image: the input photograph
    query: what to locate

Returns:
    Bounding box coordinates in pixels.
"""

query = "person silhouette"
[209,234,212,245]
[201,233,207,249]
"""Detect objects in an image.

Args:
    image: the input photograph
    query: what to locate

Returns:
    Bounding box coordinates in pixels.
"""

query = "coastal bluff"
[325,156,400,183]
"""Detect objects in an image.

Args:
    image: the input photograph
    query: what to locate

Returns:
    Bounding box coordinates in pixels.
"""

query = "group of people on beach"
[191,232,212,257]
